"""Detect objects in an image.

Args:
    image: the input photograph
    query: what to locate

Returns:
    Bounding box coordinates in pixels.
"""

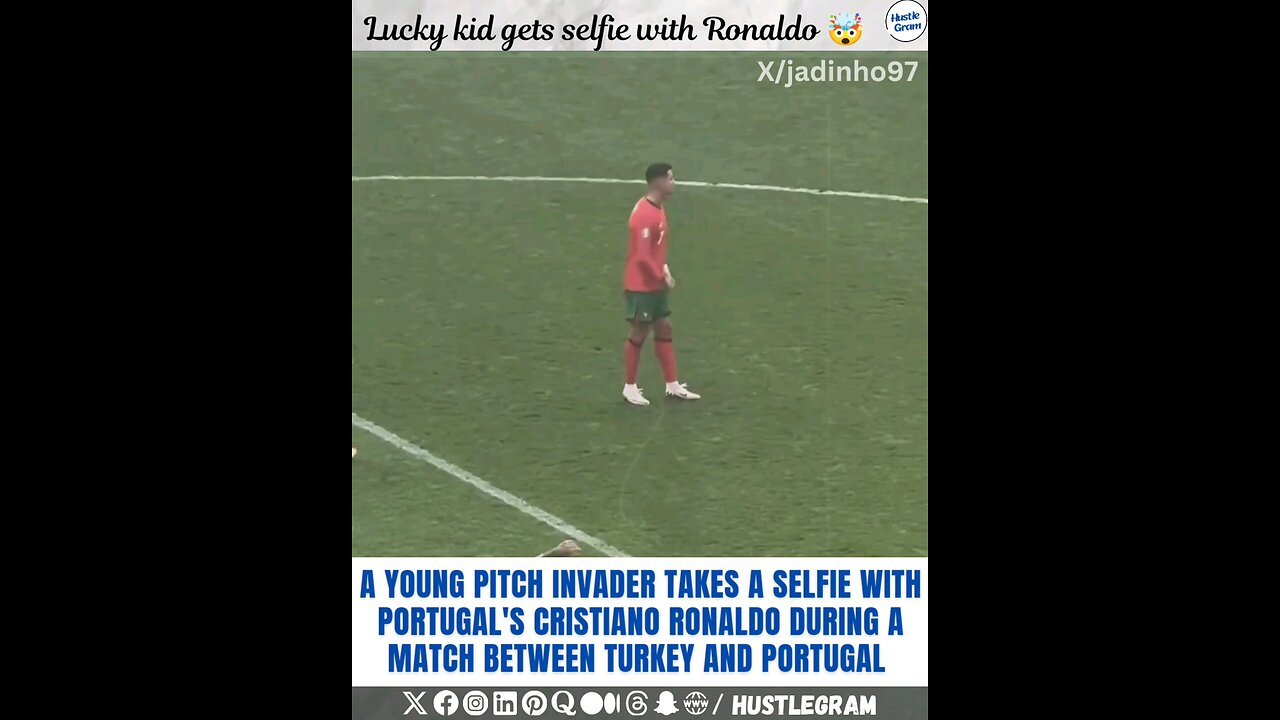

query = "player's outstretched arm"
[537,539,583,557]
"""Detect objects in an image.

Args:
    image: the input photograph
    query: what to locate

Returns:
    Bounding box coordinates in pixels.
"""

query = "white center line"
[350,174,928,204]
[352,412,630,557]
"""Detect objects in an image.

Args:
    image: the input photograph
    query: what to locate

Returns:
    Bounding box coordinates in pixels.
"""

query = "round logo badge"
[886,0,928,42]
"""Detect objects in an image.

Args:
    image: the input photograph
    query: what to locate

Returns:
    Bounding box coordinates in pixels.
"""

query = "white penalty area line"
[352,412,630,558]
[351,175,928,205]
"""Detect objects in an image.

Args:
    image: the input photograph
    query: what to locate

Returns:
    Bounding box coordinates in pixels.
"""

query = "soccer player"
[622,163,701,406]
[352,447,357,458]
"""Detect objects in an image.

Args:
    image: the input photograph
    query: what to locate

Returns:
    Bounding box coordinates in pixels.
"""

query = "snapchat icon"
[828,12,863,46]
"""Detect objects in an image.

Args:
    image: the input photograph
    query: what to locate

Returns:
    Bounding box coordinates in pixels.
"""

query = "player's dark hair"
[645,163,673,184]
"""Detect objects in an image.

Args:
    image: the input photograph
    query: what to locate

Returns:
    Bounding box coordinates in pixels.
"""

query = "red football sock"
[625,338,643,384]
[654,337,678,383]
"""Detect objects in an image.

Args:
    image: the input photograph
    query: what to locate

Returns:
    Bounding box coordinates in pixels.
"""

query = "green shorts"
[624,290,671,322]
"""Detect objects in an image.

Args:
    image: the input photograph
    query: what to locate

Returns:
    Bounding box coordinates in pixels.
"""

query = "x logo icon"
[403,691,428,715]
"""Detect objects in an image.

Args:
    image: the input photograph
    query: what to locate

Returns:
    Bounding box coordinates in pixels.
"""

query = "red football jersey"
[624,197,668,292]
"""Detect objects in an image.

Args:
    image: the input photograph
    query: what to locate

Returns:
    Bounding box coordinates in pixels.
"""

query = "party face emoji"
[828,12,863,46]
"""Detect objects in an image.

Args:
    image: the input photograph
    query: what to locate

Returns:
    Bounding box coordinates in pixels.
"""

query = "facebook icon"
[434,690,459,716]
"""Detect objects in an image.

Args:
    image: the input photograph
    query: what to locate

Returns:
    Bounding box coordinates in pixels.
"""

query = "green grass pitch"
[352,53,927,557]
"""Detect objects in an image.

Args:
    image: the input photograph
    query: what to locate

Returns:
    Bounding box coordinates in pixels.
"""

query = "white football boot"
[666,382,701,400]
[623,384,650,406]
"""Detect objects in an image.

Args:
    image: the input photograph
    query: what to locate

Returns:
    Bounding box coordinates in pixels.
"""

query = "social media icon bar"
[418,688,681,718]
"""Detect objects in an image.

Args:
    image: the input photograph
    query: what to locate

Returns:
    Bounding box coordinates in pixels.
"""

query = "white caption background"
[352,0,929,51]
[353,557,928,687]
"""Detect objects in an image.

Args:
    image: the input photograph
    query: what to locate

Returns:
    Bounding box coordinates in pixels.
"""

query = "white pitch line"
[351,174,928,204]
[352,412,629,557]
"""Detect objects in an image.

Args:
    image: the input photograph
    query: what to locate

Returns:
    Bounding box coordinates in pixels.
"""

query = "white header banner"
[352,557,928,688]
[352,0,929,52]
